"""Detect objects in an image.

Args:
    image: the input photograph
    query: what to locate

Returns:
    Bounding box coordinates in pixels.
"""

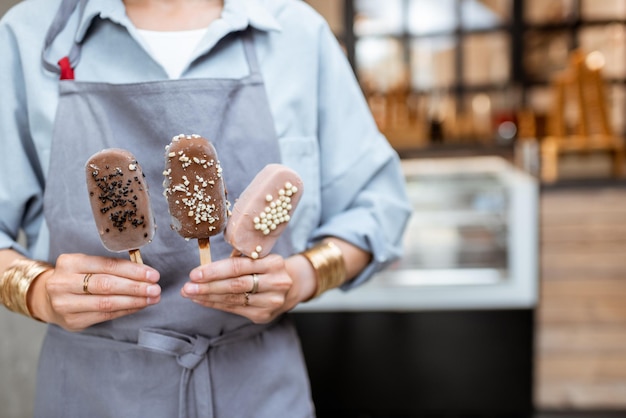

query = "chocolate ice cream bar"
[163,134,228,264]
[85,148,155,263]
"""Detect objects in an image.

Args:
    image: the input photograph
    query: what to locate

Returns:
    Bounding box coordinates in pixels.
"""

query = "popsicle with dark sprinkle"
[85,148,156,264]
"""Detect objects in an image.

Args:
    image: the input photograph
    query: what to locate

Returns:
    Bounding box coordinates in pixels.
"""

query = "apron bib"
[35,1,313,417]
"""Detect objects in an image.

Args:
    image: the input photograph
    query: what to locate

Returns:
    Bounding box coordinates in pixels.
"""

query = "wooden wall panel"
[535,187,626,409]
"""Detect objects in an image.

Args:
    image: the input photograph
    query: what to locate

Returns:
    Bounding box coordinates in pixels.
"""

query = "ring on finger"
[248,273,259,295]
[83,273,93,295]
[243,292,250,307]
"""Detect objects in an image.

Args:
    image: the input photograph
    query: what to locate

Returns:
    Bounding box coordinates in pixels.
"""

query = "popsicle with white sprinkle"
[163,134,228,264]
[225,164,303,259]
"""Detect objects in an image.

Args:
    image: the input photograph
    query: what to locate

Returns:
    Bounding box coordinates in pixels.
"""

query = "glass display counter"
[297,156,539,311]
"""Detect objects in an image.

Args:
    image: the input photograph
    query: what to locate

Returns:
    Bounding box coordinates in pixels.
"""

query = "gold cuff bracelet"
[0,259,53,320]
[301,241,346,300]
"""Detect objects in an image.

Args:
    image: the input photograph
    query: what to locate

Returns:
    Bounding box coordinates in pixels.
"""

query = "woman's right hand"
[29,253,161,332]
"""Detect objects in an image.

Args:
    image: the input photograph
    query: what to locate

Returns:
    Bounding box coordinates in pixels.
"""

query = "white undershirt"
[137,28,209,79]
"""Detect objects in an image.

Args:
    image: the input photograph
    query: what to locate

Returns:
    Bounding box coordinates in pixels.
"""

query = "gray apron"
[36,1,314,417]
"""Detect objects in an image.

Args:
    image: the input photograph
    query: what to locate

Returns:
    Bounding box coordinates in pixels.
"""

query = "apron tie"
[138,323,274,418]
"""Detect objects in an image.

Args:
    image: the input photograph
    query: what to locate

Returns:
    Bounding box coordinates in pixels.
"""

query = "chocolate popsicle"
[85,148,156,264]
[163,134,228,264]
[225,164,303,259]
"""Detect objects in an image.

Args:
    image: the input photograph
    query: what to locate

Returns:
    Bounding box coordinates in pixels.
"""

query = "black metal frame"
[333,0,626,112]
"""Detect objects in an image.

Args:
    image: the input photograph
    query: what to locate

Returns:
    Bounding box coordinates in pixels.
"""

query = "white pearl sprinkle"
[251,180,299,236]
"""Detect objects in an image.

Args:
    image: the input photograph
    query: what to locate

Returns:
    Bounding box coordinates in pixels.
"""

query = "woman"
[0,0,411,417]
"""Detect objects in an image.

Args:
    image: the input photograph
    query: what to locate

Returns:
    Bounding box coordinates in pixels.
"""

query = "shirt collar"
[74,0,282,44]
[223,0,283,33]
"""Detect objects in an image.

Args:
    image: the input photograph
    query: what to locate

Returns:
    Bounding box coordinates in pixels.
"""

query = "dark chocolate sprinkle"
[91,166,146,232]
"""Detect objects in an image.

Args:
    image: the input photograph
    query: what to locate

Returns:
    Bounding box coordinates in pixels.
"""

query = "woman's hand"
[181,253,317,324]
[29,253,161,332]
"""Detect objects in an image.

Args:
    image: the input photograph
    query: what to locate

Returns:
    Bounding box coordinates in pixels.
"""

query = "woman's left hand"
[180,254,314,323]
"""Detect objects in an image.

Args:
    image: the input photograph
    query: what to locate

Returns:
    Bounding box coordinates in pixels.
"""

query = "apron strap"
[41,0,87,76]
[138,322,275,418]
[241,30,261,77]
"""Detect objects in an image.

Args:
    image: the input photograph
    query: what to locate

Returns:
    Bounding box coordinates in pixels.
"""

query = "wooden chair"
[540,50,625,183]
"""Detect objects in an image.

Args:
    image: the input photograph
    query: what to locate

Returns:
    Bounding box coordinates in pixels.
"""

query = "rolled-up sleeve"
[0,16,46,257]
[309,24,412,289]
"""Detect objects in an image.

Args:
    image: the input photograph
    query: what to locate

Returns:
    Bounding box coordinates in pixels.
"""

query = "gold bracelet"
[0,259,53,320]
[301,241,346,300]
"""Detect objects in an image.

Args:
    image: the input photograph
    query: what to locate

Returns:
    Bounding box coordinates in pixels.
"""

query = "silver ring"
[83,273,93,295]
[249,274,259,294]
[243,292,250,307]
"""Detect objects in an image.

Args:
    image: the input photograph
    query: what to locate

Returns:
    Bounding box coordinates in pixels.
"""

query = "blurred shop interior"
[1,1,626,418]
[296,1,626,417]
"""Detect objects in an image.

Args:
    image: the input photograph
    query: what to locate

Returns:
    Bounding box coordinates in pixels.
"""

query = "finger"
[82,255,160,283]
[62,308,144,332]
[68,294,160,314]
[188,291,284,311]
[182,273,260,297]
[190,255,268,282]
[189,294,254,311]
[189,299,272,324]
[194,292,252,307]
[81,273,161,298]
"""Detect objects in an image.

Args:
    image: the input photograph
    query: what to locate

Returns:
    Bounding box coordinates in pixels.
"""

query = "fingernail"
[184,283,199,295]
[147,285,161,297]
[145,270,159,282]
[147,296,159,305]
[189,269,203,281]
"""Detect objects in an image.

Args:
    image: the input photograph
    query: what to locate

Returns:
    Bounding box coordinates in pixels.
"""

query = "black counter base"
[293,309,534,418]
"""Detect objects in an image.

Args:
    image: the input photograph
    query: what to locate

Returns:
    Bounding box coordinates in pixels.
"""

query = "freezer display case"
[297,155,539,311]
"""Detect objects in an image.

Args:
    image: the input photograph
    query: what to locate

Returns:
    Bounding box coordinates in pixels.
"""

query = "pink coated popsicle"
[162,134,228,264]
[225,164,303,259]
[85,148,156,264]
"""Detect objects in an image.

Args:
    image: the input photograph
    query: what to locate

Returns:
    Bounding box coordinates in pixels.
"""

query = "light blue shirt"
[0,0,411,288]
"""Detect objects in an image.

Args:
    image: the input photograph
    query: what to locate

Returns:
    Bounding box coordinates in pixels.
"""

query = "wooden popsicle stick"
[128,249,144,264]
[198,238,212,264]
